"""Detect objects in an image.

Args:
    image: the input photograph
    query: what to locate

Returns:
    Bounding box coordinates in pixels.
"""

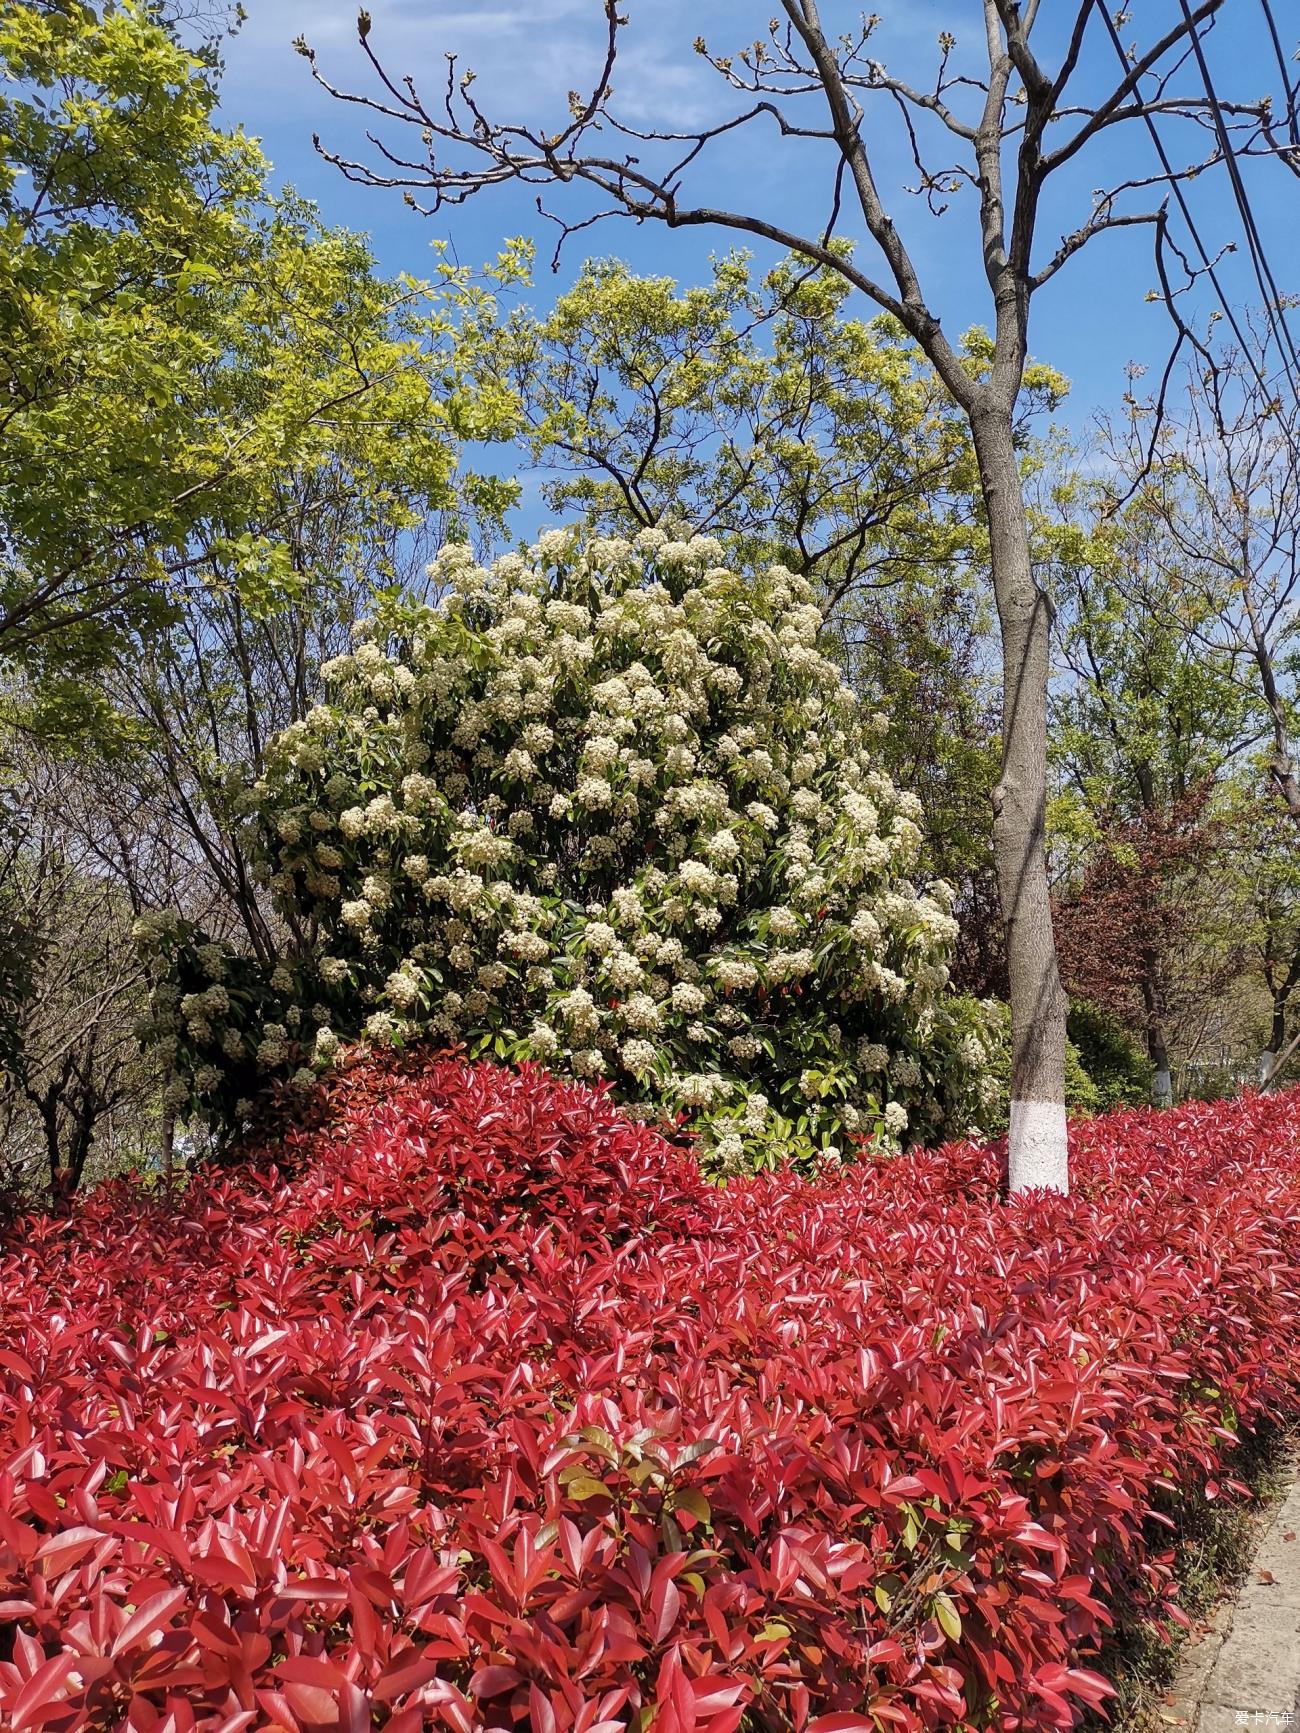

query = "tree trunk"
[1261,991,1291,1086]
[1246,612,1300,823]
[36,1090,64,1208]
[1140,973,1172,1106]
[161,1104,176,1184]
[160,1070,177,1184]
[1148,1024,1172,1108]
[1261,949,1300,1086]
[972,406,1069,1194]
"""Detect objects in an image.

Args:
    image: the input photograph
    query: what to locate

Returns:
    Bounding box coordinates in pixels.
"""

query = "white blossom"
[385,970,422,1010]
[621,993,662,1033]
[621,1038,657,1075]
[157,534,969,1168]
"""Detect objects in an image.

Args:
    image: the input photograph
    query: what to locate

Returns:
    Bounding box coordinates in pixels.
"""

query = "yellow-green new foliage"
[0,0,519,734]
[0,1,260,683]
[141,534,996,1168]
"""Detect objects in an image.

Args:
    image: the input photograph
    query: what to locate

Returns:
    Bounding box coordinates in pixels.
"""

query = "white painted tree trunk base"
[1154,1068,1172,1107]
[1260,1051,1277,1088]
[1008,1098,1068,1195]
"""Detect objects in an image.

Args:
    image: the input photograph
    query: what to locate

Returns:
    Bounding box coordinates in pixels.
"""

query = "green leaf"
[934,1592,962,1642]
[757,1620,791,1643]
[563,1475,611,1502]
[671,1487,711,1524]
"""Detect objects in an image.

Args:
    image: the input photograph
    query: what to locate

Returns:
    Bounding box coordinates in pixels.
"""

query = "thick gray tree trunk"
[972,406,1069,1193]
[1140,978,1173,1107]
[1150,1036,1173,1109]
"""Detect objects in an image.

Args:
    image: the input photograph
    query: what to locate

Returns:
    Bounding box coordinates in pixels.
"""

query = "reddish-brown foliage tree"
[1054,788,1238,1088]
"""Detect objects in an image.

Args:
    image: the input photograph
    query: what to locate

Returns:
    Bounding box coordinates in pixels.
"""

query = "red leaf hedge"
[3,1060,1300,1732]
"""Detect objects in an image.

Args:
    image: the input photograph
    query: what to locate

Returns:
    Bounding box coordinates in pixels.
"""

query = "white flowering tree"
[139,532,993,1168]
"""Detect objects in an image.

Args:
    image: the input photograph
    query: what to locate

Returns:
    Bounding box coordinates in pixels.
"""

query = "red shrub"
[3,1060,1300,1731]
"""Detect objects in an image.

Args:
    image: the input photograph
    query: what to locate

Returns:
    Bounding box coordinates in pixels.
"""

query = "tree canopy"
[0,0,519,737]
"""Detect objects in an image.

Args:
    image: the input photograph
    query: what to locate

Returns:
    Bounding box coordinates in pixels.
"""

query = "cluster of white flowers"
[144,534,989,1165]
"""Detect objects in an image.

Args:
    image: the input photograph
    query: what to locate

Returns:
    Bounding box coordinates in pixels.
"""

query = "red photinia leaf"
[372,1650,448,1704]
[467,1666,521,1700]
[6,1655,83,1732]
[111,1585,189,1656]
[3,1057,1300,1729]
[33,1525,104,1574]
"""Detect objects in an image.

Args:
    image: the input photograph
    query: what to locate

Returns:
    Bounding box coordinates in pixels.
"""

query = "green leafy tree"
[74,200,525,948]
[1102,344,1300,828]
[1050,486,1252,1100]
[0,0,519,734]
[0,0,261,706]
[477,253,996,597]
[1075,346,1300,1089]
[1051,487,1249,824]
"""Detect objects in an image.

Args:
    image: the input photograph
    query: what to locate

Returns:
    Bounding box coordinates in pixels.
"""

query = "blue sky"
[217,0,1298,444]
